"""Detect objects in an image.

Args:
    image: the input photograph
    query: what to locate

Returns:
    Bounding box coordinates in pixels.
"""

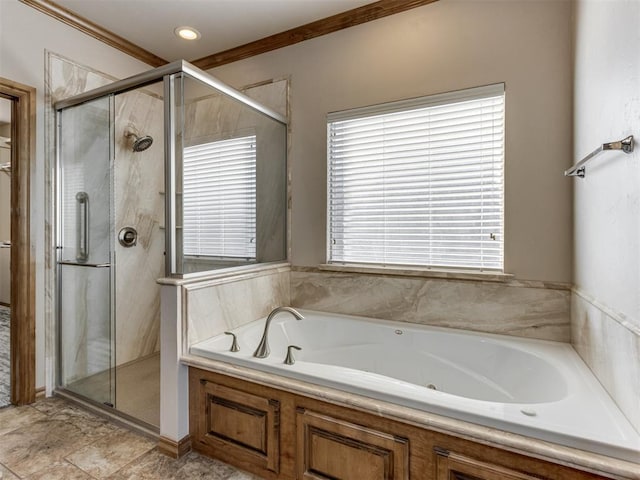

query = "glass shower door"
[57,97,115,407]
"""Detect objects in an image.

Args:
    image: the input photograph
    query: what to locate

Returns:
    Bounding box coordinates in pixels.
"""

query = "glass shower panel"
[172,74,287,275]
[58,97,114,407]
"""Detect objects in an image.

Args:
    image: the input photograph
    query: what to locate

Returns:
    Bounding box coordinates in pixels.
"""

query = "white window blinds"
[327,84,504,270]
[183,135,256,259]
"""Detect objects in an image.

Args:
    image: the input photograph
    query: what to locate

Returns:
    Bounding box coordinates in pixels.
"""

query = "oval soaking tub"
[190,309,640,463]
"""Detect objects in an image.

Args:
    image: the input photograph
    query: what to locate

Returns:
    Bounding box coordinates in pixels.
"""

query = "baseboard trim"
[158,435,192,459]
[35,386,46,399]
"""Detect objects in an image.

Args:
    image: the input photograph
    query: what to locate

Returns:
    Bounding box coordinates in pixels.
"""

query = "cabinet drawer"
[194,379,280,473]
[296,407,409,480]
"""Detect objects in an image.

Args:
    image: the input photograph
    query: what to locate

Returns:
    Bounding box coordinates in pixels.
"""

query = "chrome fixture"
[118,226,138,247]
[124,125,154,152]
[75,192,89,262]
[565,135,634,178]
[0,162,10,176]
[284,345,301,365]
[224,331,240,352]
[253,306,304,359]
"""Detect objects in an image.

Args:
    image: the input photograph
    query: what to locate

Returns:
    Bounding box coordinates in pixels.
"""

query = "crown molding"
[192,0,439,70]
[20,0,438,70]
[19,0,168,67]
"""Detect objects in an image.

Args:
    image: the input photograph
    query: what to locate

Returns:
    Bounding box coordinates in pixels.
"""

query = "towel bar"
[565,135,634,178]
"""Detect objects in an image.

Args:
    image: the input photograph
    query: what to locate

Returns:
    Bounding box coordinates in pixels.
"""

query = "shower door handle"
[76,191,89,262]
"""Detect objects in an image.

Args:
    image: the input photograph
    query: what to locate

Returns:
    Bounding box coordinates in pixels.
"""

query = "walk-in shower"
[54,61,287,430]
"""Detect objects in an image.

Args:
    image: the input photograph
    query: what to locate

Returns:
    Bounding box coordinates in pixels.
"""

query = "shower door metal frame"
[54,93,117,410]
[53,60,288,425]
[54,60,287,279]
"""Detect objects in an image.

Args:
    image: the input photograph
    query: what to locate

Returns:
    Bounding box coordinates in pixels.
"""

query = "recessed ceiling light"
[175,26,201,41]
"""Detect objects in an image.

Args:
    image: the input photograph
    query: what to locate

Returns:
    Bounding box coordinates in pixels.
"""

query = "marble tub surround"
[0,396,261,479]
[183,264,290,349]
[290,269,571,342]
[572,289,640,434]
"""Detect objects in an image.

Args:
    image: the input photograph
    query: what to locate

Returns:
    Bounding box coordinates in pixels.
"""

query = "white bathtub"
[190,309,640,463]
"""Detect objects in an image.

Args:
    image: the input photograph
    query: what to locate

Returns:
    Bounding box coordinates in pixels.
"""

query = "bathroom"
[1,0,639,478]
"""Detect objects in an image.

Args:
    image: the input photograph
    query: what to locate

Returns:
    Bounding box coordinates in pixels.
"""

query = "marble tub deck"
[0,396,263,480]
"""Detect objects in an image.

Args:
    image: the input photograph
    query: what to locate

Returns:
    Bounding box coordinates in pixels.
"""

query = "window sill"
[316,263,513,283]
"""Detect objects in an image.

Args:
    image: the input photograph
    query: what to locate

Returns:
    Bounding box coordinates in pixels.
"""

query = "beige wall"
[571,0,640,432]
[210,0,573,283]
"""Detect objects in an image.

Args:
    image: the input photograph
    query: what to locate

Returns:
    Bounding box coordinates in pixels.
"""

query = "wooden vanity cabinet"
[189,368,613,480]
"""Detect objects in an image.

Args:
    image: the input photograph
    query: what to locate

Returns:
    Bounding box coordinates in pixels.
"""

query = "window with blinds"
[327,84,504,271]
[183,135,256,259]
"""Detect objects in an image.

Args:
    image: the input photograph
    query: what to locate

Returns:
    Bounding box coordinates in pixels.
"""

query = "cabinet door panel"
[297,408,409,480]
[208,395,267,452]
[194,379,280,473]
[435,449,544,480]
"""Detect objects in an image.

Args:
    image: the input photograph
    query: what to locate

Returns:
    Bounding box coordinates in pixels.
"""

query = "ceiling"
[53,0,374,63]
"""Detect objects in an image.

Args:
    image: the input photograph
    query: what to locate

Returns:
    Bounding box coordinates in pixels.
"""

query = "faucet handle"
[224,332,240,352]
[284,345,301,365]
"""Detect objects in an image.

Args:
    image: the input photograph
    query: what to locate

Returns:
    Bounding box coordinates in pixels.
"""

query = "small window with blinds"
[327,84,504,271]
[183,135,256,259]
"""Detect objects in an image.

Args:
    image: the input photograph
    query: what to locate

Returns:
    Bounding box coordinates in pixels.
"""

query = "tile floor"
[0,305,9,408]
[0,396,263,479]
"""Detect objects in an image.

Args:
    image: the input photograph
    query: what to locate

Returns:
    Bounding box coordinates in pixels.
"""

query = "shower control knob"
[118,227,138,247]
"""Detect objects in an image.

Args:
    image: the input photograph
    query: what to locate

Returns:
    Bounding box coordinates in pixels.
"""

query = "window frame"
[326,83,505,272]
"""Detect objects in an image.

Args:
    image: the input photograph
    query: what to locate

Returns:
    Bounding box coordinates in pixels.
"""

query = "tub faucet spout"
[253,306,304,358]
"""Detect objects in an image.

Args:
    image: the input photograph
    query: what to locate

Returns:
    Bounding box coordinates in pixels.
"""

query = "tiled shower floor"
[66,353,160,427]
[0,396,262,479]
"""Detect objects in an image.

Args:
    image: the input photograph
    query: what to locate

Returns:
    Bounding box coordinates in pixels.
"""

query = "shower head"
[124,126,153,152]
[132,135,153,152]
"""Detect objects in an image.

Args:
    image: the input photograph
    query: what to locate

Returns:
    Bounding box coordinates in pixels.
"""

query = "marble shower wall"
[291,270,571,342]
[114,87,164,366]
[184,265,290,350]
[572,291,640,433]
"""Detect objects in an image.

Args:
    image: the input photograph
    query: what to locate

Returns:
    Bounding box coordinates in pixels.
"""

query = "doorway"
[0,97,11,407]
[0,77,36,406]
